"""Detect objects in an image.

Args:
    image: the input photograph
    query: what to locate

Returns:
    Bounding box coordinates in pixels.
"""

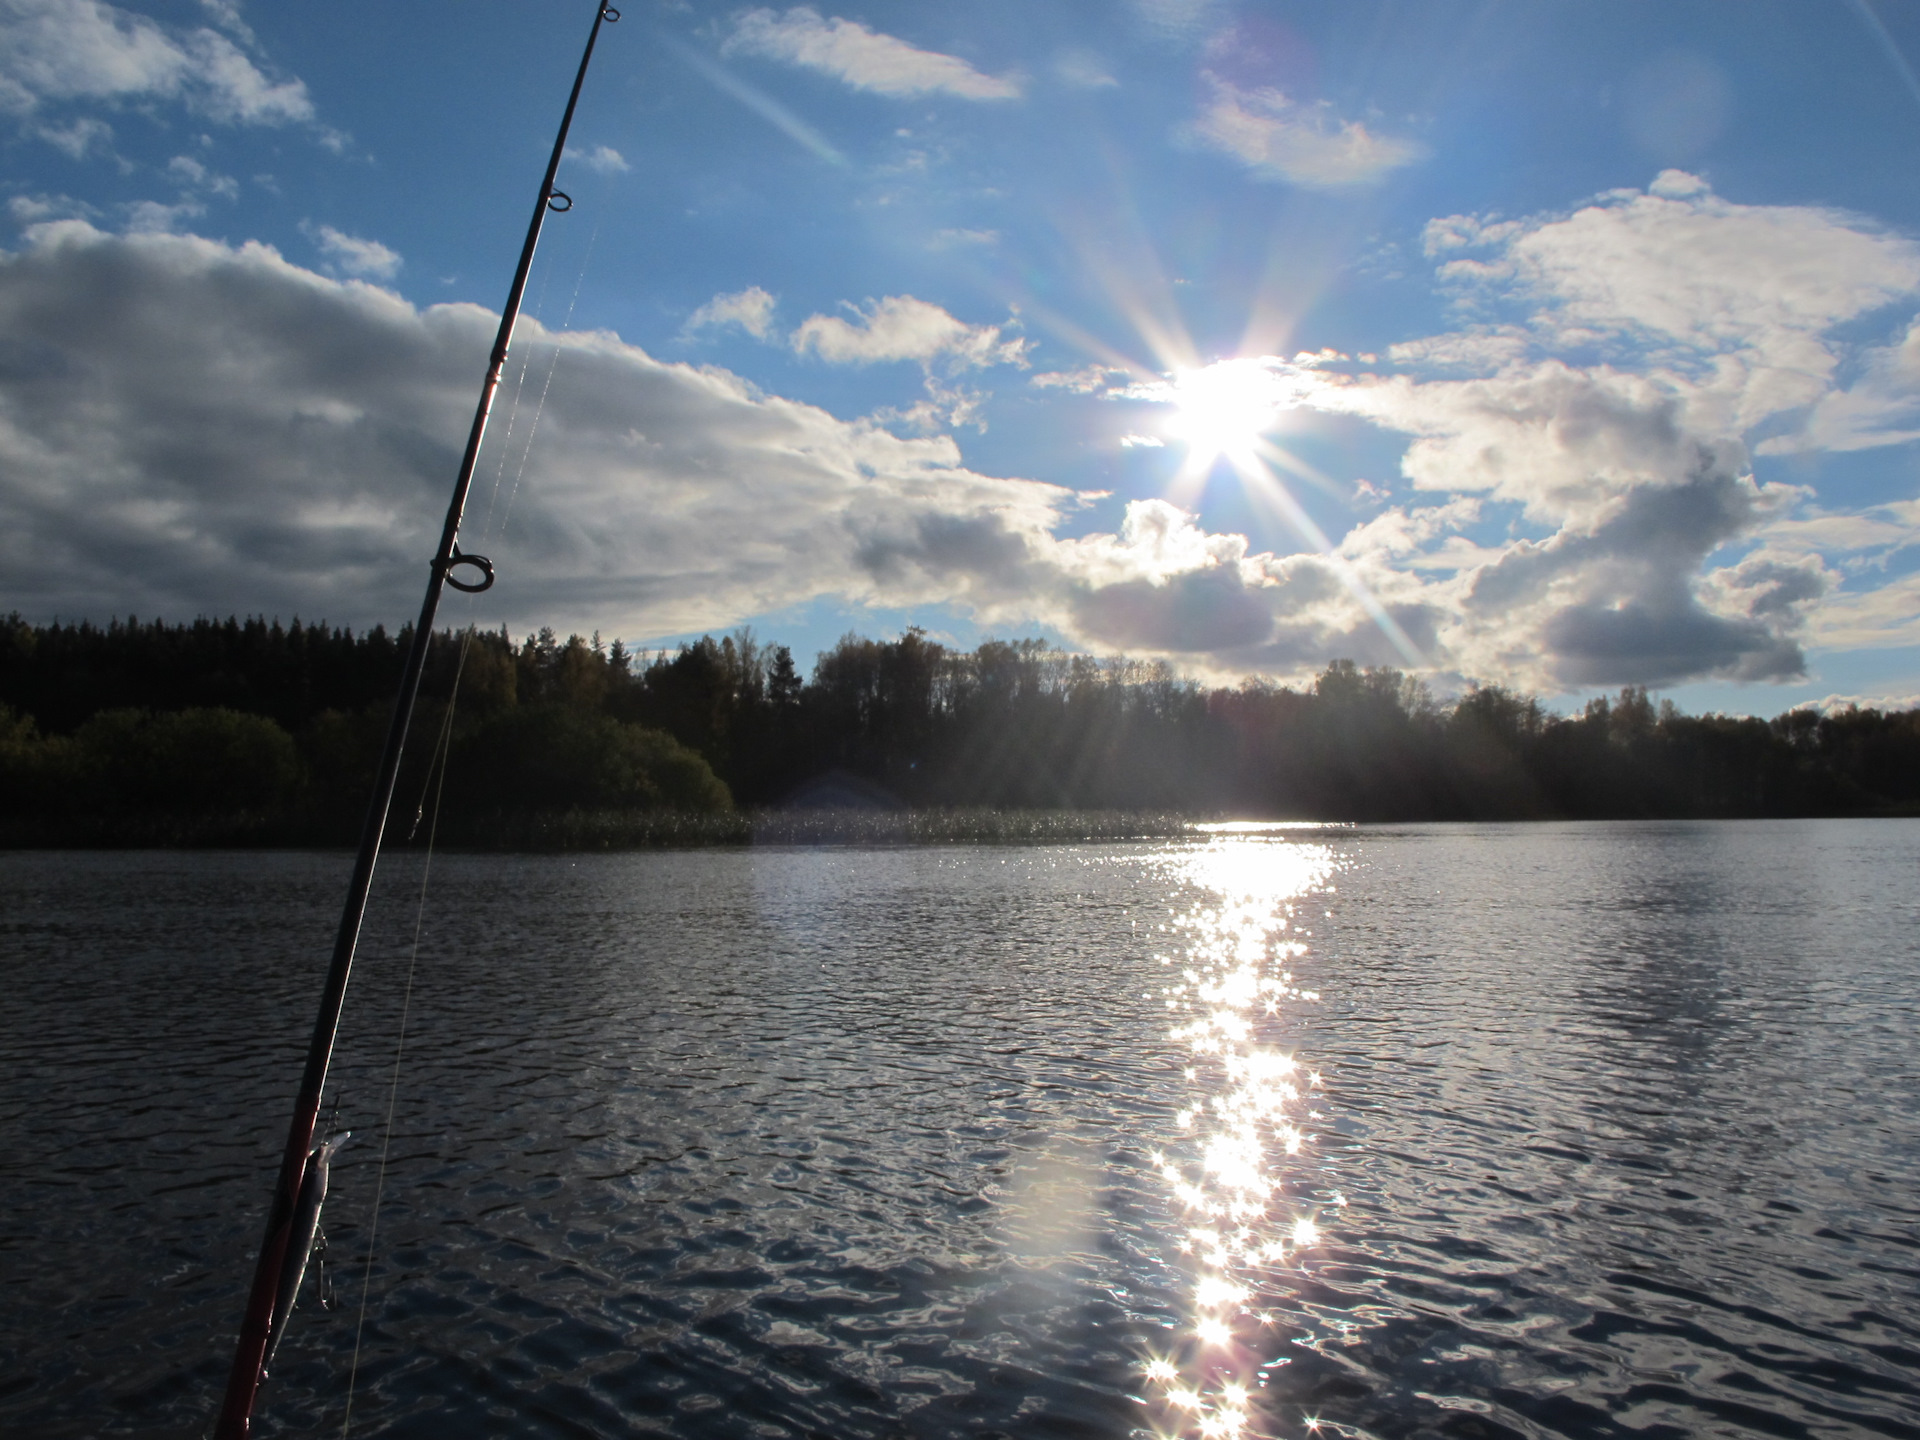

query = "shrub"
[72,707,302,813]
[447,705,730,814]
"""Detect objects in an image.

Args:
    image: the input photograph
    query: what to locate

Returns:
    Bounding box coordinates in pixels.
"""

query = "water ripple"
[1,822,1917,1438]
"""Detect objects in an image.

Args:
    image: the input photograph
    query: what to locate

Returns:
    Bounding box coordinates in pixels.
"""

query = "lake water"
[2,821,1917,1439]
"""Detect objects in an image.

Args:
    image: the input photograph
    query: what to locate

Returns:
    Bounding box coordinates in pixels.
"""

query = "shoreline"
[0,808,1208,851]
[3,805,1915,852]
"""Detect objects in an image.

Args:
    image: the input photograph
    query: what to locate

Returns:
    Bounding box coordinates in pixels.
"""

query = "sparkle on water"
[1140,837,1340,1438]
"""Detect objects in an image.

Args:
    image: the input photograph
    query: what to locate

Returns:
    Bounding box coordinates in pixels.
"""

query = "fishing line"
[473,346,538,548]
[406,623,481,843]
[472,208,565,544]
[337,621,478,1437]
[492,210,602,544]
[216,12,622,1432]
[338,172,602,1439]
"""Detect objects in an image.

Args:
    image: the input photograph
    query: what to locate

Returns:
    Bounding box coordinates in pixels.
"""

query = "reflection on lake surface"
[1142,837,1338,1438]
[2,821,1917,1439]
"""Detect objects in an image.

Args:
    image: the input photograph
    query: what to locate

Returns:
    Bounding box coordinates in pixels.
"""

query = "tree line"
[2,612,1916,838]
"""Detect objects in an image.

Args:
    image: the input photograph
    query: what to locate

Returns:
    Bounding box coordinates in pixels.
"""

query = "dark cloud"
[0,221,1842,690]
[1544,603,1803,686]
[1465,465,1765,614]
[1068,564,1276,652]
[852,511,1037,590]
[0,223,1076,638]
[1454,461,1809,685]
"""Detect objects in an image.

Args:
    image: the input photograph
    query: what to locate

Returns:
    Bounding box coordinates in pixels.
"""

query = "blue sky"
[4,0,1920,713]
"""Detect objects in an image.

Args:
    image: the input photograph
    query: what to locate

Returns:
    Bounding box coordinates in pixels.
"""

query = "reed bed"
[443,807,1202,851]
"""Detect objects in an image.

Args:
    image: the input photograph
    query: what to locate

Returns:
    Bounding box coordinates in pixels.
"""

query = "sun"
[1164,359,1290,462]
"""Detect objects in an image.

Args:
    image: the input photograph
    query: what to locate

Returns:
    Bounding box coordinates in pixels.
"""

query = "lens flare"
[1164,359,1294,462]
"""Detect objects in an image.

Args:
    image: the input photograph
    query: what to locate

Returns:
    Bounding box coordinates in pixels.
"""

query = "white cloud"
[1426,174,1920,416]
[792,295,1027,369]
[1417,175,1920,469]
[1805,690,1920,715]
[305,223,400,279]
[1758,497,1920,556]
[684,285,777,339]
[0,0,311,124]
[1069,174,1920,684]
[725,8,1021,101]
[668,31,848,167]
[1764,318,1920,454]
[166,153,237,200]
[1191,76,1423,189]
[1386,328,1528,372]
[35,113,111,157]
[1031,364,1132,394]
[866,374,989,436]
[1801,570,1920,651]
[566,143,629,175]
[7,192,1919,694]
[124,196,203,233]
[195,0,255,46]
[7,192,95,224]
[0,223,1429,677]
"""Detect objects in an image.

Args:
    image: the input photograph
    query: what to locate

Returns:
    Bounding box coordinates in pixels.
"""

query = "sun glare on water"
[1137,837,1343,1438]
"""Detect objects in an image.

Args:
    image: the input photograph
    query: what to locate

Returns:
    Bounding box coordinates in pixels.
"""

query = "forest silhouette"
[3,612,1916,844]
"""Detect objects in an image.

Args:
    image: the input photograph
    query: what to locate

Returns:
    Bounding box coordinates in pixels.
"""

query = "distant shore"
[11,618,1920,829]
[0,808,1213,851]
[7,805,1917,853]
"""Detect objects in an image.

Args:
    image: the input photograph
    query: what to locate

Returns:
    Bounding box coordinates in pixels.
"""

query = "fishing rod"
[212,4,620,1434]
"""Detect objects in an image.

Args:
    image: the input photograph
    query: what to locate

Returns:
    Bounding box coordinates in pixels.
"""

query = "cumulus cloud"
[1062,174,1920,685]
[304,223,399,279]
[35,113,111,157]
[1191,76,1423,188]
[1264,357,1830,685]
[167,153,236,200]
[1806,689,1920,714]
[8,176,1919,693]
[0,0,311,124]
[0,223,1047,636]
[566,143,629,175]
[1458,468,1811,685]
[791,295,1027,369]
[684,285,777,340]
[0,223,1391,666]
[725,8,1020,100]
[8,191,94,224]
[1422,172,1920,424]
[1308,174,1920,680]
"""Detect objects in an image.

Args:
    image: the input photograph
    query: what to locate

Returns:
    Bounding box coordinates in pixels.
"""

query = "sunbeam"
[1226,446,1428,668]
[1137,354,1428,669]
